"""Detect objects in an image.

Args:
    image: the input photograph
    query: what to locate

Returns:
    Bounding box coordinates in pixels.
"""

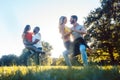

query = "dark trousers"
[72,37,89,56]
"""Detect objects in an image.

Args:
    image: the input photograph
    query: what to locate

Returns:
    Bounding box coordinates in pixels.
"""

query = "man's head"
[70,15,78,24]
[33,26,40,34]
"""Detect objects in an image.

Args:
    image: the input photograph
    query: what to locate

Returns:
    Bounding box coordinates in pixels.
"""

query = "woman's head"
[23,25,31,33]
[59,16,67,25]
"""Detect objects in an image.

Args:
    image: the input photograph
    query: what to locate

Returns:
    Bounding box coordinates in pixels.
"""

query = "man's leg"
[79,44,88,66]
[22,48,32,66]
[34,52,39,65]
[36,47,45,54]
[63,50,72,66]
[25,45,37,52]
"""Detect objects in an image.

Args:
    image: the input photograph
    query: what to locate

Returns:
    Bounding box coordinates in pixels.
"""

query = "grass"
[0,65,120,80]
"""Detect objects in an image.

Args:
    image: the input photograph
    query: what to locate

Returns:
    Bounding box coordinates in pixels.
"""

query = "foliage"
[40,41,53,65]
[54,57,65,66]
[0,41,53,66]
[19,41,53,66]
[42,41,53,54]
[0,66,120,80]
[0,54,19,66]
[19,48,31,66]
[84,0,120,63]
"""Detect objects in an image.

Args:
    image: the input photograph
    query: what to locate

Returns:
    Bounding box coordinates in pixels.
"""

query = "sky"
[0,0,100,58]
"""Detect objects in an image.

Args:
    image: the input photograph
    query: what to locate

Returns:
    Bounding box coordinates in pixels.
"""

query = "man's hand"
[71,28,75,32]
[87,48,92,54]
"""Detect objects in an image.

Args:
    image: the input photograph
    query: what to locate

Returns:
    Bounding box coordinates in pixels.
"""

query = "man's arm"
[72,27,87,34]
[32,33,41,45]
[32,39,39,44]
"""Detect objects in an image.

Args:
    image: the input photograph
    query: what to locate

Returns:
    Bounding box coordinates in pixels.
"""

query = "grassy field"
[0,65,120,80]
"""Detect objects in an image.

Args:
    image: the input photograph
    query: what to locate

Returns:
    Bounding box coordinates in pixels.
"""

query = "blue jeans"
[63,41,72,66]
[79,44,88,66]
[63,50,72,66]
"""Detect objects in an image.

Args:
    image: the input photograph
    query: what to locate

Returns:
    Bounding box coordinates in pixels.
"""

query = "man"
[70,15,90,66]
[32,26,44,65]
[32,27,42,51]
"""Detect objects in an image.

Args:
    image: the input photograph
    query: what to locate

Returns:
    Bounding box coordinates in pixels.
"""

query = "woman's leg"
[63,41,72,66]
[63,50,72,66]
[79,44,88,66]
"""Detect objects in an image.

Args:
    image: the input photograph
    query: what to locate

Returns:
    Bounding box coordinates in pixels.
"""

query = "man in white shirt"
[32,26,44,65]
[32,27,42,49]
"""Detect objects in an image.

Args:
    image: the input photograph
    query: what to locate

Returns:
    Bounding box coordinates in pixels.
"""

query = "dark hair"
[23,25,31,33]
[71,15,78,21]
[35,26,40,31]
[33,26,40,33]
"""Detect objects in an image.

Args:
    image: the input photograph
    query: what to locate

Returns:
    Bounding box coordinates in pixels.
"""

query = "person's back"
[25,32,33,42]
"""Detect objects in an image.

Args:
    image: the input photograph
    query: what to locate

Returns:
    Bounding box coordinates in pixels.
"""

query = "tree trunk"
[108,45,115,64]
[103,43,115,65]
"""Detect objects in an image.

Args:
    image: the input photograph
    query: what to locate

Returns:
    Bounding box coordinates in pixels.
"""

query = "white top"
[32,33,42,48]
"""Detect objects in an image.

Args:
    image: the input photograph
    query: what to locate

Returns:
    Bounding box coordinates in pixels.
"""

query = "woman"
[22,25,33,45]
[59,16,72,66]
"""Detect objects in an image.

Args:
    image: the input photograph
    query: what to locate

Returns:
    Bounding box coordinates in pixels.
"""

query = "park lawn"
[0,65,120,80]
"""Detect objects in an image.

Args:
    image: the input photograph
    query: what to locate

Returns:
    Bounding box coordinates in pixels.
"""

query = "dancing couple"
[59,15,91,66]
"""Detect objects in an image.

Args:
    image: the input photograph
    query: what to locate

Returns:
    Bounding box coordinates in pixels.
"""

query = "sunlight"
[0,0,100,58]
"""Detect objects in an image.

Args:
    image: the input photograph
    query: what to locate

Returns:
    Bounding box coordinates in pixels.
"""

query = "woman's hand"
[71,28,75,32]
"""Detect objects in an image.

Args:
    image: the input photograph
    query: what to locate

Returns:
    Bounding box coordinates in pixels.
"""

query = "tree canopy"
[84,0,120,63]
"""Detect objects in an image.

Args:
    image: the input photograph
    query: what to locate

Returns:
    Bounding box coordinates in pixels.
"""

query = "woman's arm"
[22,33,25,39]
[60,25,71,38]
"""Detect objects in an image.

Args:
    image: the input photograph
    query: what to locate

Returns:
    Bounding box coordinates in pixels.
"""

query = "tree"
[19,48,31,65]
[0,54,19,66]
[84,0,120,64]
[40,41,53,65]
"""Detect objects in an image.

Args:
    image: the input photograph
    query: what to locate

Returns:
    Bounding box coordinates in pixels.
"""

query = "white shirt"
[32,33,42,48]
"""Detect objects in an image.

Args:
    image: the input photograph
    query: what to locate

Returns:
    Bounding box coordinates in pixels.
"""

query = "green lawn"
[0,66,120,80]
